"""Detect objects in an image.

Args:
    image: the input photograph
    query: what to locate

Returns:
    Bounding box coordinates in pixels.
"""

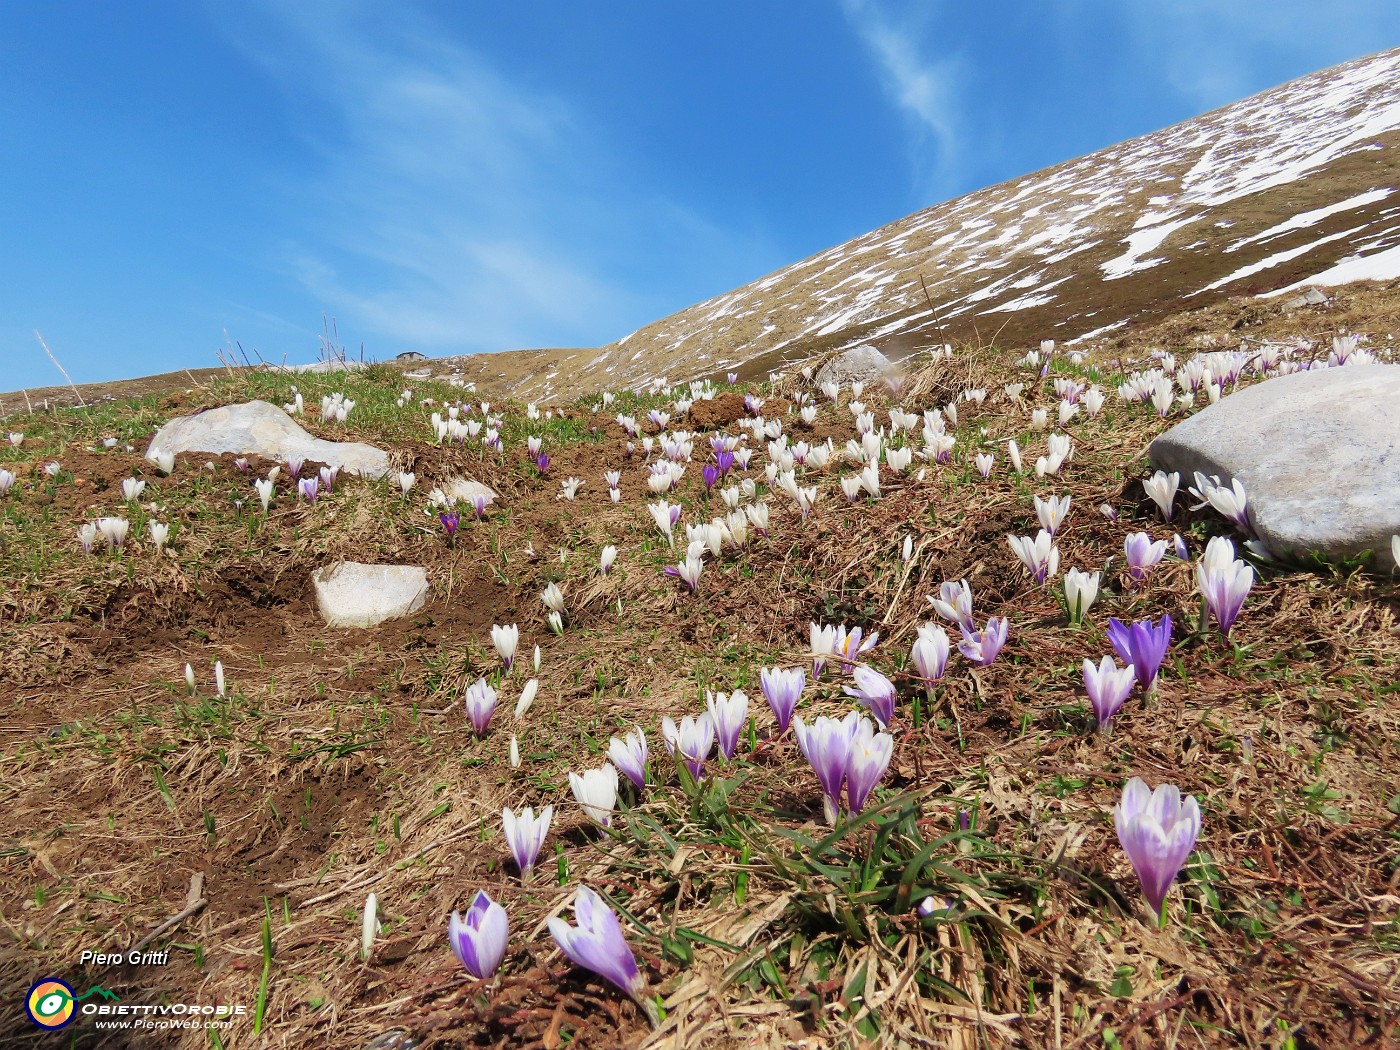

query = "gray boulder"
[312,562,430,628]
[814,344,900,387]
[1150,364,1400,570]
[147,400,392,477]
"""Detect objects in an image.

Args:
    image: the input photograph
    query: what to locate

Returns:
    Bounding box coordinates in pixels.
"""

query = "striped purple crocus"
[759,666,805,734]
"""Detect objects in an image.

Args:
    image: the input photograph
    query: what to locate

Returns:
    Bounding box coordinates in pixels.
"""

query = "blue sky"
[3,2,1399,391]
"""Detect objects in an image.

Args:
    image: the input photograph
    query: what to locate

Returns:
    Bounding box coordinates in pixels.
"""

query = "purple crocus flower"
[958,617,1009,666]
[715,450,735,476]
[1114,777,1201,925]
[449,890,509,979]
[706,690,749,760]
[702,464,720,492]
[842,665,897,728]
[501,805,552,877]
[1083,655,1137,732]
[794,712,859,825]
[297,476,320,502]
[471,494,490,519]
[607,728,648,789]
[284,456,304,478]
[464,678,498,736]
[1124,532,1168,583]
[759,666,805,734]
[319,465,340,492]
[440,510,461,543]
[844,718,893,814]
[535,452,550,474]
[727,372,738,384]
[1195,555,1254,640]
[1106,615,1172,692]
[547,886,648,1007]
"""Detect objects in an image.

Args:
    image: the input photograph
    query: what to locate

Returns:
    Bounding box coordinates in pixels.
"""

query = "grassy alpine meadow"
[0,322,1398,1050]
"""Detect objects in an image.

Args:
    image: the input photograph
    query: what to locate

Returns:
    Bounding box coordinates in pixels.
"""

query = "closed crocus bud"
[1142,470,1180,521]
[1062,568,1100,624]
[600,545,617,574]
[759,666,805,734]
[362,892,380,961]
[1083,655,1137,732]
[501,805,552,877]
[911,625,950,689]
[706,690,749,761]
[449,890,509,979]
[464,678,498,736]
[513,678,538,719]
[508,734,520,768]
[214,660,226,697]
[491,623,519,670]
[184,663,196,695]
[794,712,859,825]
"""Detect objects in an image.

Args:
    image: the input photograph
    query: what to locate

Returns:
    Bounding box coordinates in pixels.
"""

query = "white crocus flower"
[1008,529,1060,585]
[214,660,226,697]
[1030,407,1047,431]
[254,478,274,512]
[397,471,415,496]
[559,477,584,500]
[184,663,196,694]
[1143,470,1180,521]
[1062,568,1100,624]
[541,582,565,614]
[569,763,619,827]
[1007,439,1023,473]
[491,623,519,669]
[600,545,617,574]
[148,521,170,550]
[96,516,130,551]
[1189,472,1250,532]
[121,478,146,502]
[150,450,176,475]
[509,734,521,768]
[1034,494,1072,536]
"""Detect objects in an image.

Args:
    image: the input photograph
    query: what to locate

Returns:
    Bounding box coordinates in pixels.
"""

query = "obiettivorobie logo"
[24,979,117,1029]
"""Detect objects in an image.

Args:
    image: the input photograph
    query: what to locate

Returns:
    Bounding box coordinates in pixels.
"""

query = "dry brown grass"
[1,309,1398,1050]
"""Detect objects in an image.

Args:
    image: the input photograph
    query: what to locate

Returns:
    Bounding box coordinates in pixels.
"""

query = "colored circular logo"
[25,979,76,1029]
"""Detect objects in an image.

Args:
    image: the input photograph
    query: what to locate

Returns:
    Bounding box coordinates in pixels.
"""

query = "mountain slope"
[487,46,1400,400]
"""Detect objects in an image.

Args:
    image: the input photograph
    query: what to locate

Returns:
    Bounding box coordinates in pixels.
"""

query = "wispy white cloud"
[207,3,774,356]
[840,0,965,201]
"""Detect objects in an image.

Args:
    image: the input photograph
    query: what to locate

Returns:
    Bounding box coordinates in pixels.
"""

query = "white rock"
[1149,364,1400,570]
[312,562,430,628]
[147,401,392,477]
[814,344,901,387]
[442,478,499,503]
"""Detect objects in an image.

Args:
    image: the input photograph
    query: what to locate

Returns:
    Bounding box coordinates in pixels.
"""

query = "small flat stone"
[312,563,429,628]
[147,400,392,477]
[1149,363,1400,570]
